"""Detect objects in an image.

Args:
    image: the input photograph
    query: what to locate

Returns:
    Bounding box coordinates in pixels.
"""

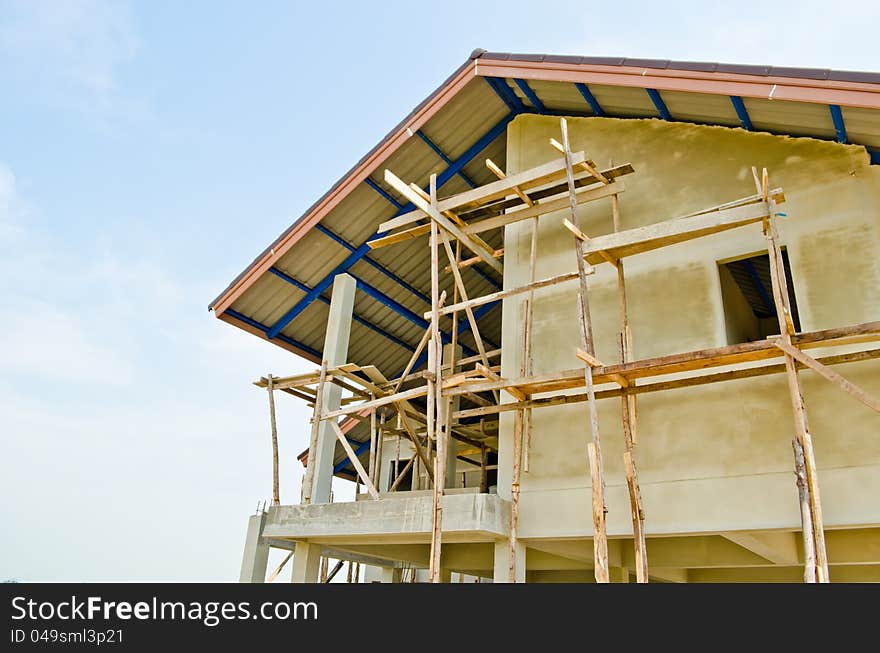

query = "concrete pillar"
[290,542,322,583]
[610,567,630,583]
[380,567,402,583]
[309,273,357,504]
[493,540,525,583]
[442,343,461,488]
[239,513,269,583]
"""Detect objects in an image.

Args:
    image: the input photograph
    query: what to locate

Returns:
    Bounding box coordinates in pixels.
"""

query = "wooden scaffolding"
[258,118,880,583]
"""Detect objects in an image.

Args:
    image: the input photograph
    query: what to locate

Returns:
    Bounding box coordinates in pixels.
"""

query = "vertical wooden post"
[301,361,328,504]
[761,178,828,582]
[560,118,609,583]
[610,193,648,583]
[428,173,446,583]
[368,404,377,484]
[267,374,280,506]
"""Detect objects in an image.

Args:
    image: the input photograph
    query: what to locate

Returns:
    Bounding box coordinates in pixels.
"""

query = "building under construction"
[211,51,880,583]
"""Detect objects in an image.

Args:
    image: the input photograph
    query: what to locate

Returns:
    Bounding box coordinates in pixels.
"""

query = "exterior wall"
[499,114,880,539]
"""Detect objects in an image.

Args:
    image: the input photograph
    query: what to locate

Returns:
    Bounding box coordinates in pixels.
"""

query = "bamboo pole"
[560,117,609,582]
[267,374,280,506]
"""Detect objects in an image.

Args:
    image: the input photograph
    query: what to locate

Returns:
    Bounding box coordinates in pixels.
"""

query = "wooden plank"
[379,151,591,232]
[465,181,624,235]
[384,169,503,273]
[330,421,379,499]
[453,347,880,420]
[321,385,428,420]
[581,200,775,264]
[774,339,880,413]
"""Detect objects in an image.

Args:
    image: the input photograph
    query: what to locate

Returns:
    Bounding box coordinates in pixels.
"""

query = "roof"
[210,49,880,380]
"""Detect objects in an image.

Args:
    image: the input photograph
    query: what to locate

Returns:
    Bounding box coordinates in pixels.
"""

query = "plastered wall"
[498,114,880,538]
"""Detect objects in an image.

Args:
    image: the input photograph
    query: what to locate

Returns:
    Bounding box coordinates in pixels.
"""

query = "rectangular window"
[718,249,800,345]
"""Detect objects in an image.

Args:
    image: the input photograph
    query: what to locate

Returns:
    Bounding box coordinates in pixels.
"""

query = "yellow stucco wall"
[498,114,880,539]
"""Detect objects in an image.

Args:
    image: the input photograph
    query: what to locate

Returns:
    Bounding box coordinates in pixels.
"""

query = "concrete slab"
[262,493,509,542]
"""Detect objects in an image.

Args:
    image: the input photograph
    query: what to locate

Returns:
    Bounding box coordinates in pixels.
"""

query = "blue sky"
[0,0,877,581]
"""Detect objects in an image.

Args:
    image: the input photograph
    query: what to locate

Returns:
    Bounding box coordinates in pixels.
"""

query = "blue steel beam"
[742,260,776,317]
[646,89,671,120]
[829,105,847,143]
[364,178,404,210]
[415,131,477,188]
[268,268,415,353]
[314,224,431,305]
[730,96,753,131]
[484,77,525,113]
[266,113,514,340]
[513,78,546,113]
[334,439,371,474]
[574,83,605,116]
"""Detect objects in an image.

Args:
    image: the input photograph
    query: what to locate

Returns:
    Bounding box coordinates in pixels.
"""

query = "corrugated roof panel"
[229,272,305,327]
[527,78,600,115]
[277,299,330,352]
[745,97,838,141]
[587,84,659,118]
[841,106,880,149]
[417,79,510,162]
[658,89,742,127]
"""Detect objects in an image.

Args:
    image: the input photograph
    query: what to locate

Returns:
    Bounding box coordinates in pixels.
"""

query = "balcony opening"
[718,249,800,345]
[387,458,413,492]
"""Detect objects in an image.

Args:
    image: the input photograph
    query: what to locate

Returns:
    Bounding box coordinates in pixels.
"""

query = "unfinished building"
[211,51,880,583]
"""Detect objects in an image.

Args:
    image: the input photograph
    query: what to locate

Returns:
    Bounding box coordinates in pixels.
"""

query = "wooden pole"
[368,405,377,485]
[611,192,648,583]
[267,374,280,506]
[428,173,446,583]
[301,360,328,504]
[560,117,609,582]
[761,183,829,582]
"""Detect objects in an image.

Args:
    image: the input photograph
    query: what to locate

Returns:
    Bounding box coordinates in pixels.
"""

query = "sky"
[0,0,877,582]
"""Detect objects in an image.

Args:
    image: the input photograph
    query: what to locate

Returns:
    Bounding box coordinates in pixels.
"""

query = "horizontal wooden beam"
[582,198,778,264]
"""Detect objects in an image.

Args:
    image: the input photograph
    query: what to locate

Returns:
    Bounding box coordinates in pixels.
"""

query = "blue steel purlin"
[575,83,605,116]
[266,112,515,341]
[513,78,547,113]
[415,131,477,188]
[730,96,753,131]
[314,224,431,305]
[829,105,847,143]
[646,89,672,120]
[268,267,415,353]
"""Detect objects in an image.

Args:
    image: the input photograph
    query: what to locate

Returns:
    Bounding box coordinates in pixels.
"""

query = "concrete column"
[290,542,322,583]
[239,513,269,583]
[442,343,461,488]
[493,539,525,583]
[610,567,630,583]
[309,273,357,504]
[380,567,402,583]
